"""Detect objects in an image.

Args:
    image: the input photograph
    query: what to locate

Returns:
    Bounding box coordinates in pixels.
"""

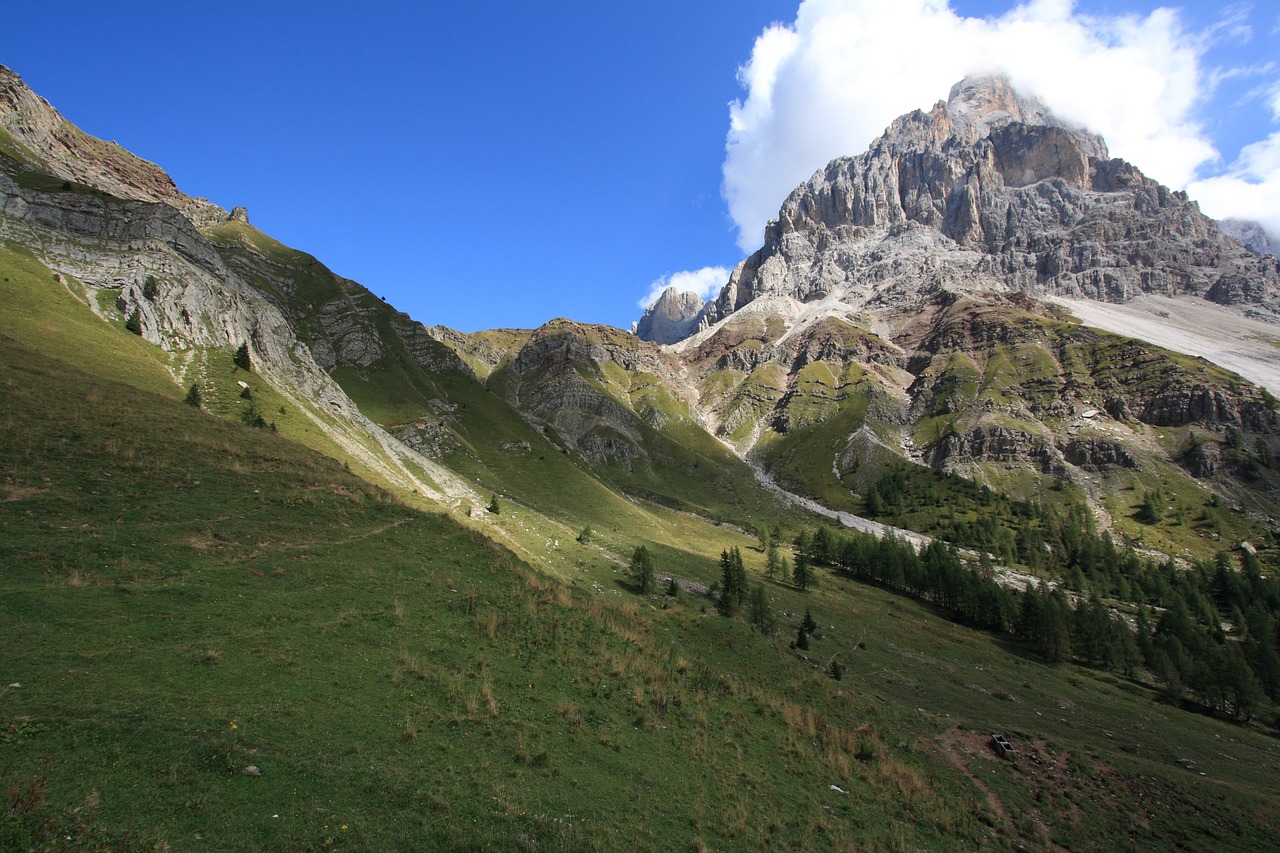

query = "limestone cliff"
[693,76,1280,332]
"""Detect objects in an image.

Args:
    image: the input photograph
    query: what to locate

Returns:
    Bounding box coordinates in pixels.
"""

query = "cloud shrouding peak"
[638,267,731,310]
[723,0,1278,251]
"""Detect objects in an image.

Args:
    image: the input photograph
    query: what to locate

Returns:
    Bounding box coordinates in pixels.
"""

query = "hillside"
[3,64,1280,850]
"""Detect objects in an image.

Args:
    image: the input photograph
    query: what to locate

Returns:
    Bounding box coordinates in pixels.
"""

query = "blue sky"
[3,1,1278,332]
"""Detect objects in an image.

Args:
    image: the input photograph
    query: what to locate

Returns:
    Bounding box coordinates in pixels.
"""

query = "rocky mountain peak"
[635,286,705,344]
[680,75,1279,342]
[942,75,1105,158]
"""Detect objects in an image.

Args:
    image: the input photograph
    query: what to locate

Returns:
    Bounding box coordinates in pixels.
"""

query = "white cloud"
[723,0,1280,251]
[1190,81,1280,235]
[638,266,731,310]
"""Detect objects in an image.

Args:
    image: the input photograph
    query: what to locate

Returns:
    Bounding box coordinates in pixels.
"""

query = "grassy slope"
[6,333,1278,851]
[4,208,1279,850]
[0,334,985,851]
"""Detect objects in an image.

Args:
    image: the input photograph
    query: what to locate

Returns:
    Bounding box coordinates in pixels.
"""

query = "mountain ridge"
[6,61,1280,852]
[639,75,1280,345]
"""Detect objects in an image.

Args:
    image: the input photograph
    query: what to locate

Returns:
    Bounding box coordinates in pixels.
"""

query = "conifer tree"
[630,545,655,594]
[234,342,252,372]
[718,547,748,615]
[793,551,811,591]
[748,584,774,635]
[802,607,817,636]
[765,540,782,579]
[184,383,202,408]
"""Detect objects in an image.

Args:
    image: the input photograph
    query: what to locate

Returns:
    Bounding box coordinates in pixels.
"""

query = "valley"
[2,63,1280,850]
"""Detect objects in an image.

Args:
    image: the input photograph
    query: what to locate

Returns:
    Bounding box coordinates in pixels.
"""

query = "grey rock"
[1219,218,1277,257]
[0,65,228,229]
[636,287,706,344]
[687,74,1280,335]
[1061,437,1137,470]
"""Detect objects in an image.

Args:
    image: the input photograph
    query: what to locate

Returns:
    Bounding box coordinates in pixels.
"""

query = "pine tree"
[801,607,817,635]
[795,623,810,651]
[630,545,655,594]
[765,540,781,579]
[184,383,202,408]
[125,309,142,335]
[718,547,748,615]
[487,494,500,514]
[793,551,811,591]
[865,485,883,517]
[1139,489,1165,524]
[234,342,252,372]
[748,584,774,635]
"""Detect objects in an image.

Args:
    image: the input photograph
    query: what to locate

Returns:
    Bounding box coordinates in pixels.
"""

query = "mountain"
[1220,217,1279,258]
[6,64,1280,850]
[635,285,706,344]
[620,77,1280,555]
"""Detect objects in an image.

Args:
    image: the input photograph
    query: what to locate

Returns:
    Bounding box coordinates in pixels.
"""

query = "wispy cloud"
[723,0,1279,250]
[638,267,731,310]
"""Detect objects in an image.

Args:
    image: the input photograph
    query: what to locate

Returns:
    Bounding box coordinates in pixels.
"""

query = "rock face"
[0,65,228,228]
[1219,218,1277,258]
[635,287,704,344]
[684,75,1280,334]
[0,101,469,504]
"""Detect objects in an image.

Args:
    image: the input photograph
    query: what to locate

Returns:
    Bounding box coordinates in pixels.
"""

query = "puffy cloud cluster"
[637,266,731,310]
[723,0,1278,250]
[1189,80,1280,235]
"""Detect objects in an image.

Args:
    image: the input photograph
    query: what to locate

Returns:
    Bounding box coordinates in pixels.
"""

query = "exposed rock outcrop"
[0,65,228,228]
[1219,218,1277,258]
[925,424,1067,476]
[636,287,705,344]
[682,75,1280,335]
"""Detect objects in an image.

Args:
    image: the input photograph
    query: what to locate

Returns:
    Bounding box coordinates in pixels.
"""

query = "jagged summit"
[640,74,1280,346]
[942,75,1106,159]
[635,286,705,344]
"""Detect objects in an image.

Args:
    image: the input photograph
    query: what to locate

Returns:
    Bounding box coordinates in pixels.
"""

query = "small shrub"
[240,403,267,429]
[143,276,159,301]
[124,309,142,336]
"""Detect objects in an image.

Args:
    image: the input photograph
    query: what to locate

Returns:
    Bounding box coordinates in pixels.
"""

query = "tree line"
[790,522,1280,723]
